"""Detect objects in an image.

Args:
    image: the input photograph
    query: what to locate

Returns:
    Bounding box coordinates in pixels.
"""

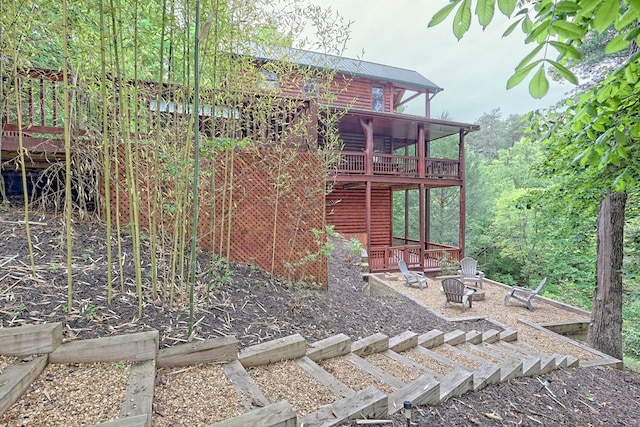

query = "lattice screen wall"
[110,143,327,285]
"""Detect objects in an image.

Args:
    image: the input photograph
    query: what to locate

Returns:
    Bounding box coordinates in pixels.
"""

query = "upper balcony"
[334,151,460,180]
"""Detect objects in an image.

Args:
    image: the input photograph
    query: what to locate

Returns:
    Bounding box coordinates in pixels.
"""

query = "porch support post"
[418,183,425,268]
[417,125,425,178]
[459,129,466,258]
[360,118,373,175]
[424,130,431,248]
[425,187,430,253]
[365,181,372,264]
[404,190,409,242]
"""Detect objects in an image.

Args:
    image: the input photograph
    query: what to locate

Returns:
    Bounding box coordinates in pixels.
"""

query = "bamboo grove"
[0,0,352,326]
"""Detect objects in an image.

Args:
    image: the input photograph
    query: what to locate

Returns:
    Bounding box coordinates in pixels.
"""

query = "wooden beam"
[352,333,388,357]
[481,329,501,344]
[0,323,62,356]
[388,375,439,414]
[472,362,501,392]
[418,330,444,349]
[49,331,158,363]
[458,129,466,255]
[0,355,48,417]
[222,360,269,411]
[306,334,351,362]
[239,334,306,368]
[439,369,473,402]
[157,336,238,368]
[443,330,466,346]
[119,360,156,427]
[389,331,418,353]
[300,385,387,427]
[207,400,296,427]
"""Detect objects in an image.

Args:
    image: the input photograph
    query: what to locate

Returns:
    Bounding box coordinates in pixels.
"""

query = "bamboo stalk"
[62,0,73,311]
[187,0,203,337]
[13,71,36,278]
[98,0,114,304]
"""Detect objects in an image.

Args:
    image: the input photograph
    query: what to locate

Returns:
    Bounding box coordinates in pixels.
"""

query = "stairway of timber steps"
[0,324,620,427]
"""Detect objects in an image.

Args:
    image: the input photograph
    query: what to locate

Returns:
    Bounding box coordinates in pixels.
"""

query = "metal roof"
[251,46,443,93]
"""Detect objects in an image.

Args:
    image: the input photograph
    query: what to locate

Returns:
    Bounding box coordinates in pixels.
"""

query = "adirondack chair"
[398,260,427,290]
[441,278,475,312]
[503,277,548,311]
[458,257,484,288]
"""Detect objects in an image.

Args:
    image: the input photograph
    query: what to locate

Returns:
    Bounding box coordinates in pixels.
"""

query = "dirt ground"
[1,207,640,426]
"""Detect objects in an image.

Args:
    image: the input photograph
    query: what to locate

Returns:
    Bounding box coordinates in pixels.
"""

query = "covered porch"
[327,108,477,274]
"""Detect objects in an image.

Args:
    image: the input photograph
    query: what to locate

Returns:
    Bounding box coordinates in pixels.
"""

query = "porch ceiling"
[335,108,479,142]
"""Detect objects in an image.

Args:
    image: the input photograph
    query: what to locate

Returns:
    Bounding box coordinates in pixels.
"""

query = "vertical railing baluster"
[40,78,46,126]
[53,80,58,127]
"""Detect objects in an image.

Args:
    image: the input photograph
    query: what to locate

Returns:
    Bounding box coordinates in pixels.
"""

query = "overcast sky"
[307,0,572,123]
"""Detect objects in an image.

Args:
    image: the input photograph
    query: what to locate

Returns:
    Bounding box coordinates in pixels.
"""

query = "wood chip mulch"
[248,360,335,416]
[153,364,245,426]
[0,361,129,427]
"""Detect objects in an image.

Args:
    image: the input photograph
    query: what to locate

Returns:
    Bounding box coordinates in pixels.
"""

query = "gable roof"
[251,46,443,93]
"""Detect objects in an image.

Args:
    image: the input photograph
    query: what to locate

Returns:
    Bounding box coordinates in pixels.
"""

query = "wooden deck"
[368,242,461,273]
[334,151,460,180]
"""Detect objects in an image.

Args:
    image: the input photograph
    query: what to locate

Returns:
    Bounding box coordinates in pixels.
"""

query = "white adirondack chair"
[441,278,475,312]
[458,257,484,289]
[503,278,548,311]
[398,260,427,290]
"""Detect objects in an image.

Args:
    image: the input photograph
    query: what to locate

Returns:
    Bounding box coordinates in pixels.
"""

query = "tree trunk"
[587,191,626,360]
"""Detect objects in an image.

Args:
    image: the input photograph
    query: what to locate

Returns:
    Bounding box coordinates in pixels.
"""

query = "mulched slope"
[388,366,640,426]
[0,207,496,348]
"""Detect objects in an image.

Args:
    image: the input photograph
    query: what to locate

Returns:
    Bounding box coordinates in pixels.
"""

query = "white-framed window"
[304,77,318,97]
[259,71,278,90]
[372,86,384,112]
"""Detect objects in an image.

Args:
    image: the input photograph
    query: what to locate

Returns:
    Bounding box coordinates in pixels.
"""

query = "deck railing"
[369,239,461,272]
[334,151,460,180]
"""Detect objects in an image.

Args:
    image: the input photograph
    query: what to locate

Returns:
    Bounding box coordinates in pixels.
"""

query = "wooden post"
[404,190,409,245]
[425,133,431,248]
[366,180,372,265]
[458,129,466,258]
[360,118,373,175]
[418,183,425,267]
[417,125,425,178]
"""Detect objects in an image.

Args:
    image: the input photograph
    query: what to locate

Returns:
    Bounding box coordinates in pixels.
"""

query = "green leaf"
[595,128,613,146]
[593,0,619,33]
[453,0,472,40]
[630,0,640,13]
[548,60,578,84]
[502,18,522,37]
[551,20,585,39]
[525,21,551,43]
[615,8,640,31]
[497,0,517,16]
[605,33,631,54]
[428,0,461,27]
[578,0,603,16]
[554,1,581,13]
[506,60,543,89]
[522,15,533,33]
[516,43,544,70]
[549,41,582,60]
[529,66,550,98]
[476,0,496,29]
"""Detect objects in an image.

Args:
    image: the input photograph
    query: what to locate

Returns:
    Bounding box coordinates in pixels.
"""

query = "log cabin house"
[1,49,478,281]
[259,48,480,273]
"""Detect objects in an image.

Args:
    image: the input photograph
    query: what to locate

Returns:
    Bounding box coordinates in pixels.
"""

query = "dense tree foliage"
[430,0,640,360]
